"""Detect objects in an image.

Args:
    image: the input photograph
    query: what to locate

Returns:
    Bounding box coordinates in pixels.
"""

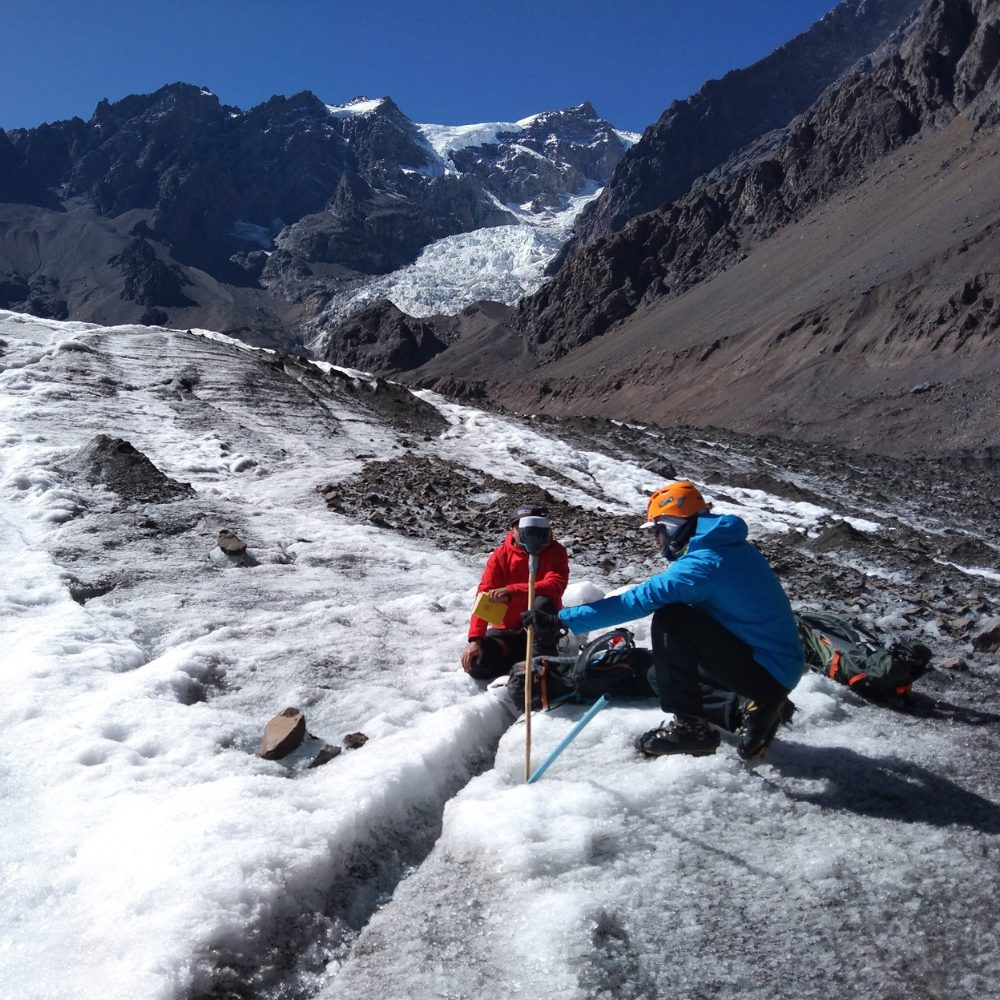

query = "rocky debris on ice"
[314,415,1000,689]
[972,617,1000,653]
[64,435,195,504]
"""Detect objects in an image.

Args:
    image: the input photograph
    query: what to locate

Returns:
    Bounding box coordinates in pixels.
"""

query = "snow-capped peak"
[415,119,524,160]
[326,96,387,117]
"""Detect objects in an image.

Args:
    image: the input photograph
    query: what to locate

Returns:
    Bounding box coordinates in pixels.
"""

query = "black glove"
[521,609,561,631]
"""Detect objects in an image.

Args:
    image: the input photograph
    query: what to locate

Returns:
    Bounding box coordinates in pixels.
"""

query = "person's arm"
[559,556,715,633]
[469,547,507,639]
[534,543,569,603]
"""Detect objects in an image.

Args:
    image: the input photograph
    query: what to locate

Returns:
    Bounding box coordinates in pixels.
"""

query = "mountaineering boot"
[733,696,796,734]
[737,696,793,760]
[635,718,721,758]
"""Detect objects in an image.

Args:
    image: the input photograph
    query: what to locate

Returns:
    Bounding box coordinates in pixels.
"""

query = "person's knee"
[531,596,561,654]
[464,636,512,680]
[467,661,500,680]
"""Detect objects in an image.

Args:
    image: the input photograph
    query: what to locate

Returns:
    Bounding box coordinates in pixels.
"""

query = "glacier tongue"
[307,186,601,352]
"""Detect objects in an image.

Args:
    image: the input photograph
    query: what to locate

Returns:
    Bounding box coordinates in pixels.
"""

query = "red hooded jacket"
[468,530,570,639]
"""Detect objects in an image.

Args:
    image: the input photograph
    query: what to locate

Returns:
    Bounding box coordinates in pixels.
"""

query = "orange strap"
[828,650,841,679]
[847,671,868,687]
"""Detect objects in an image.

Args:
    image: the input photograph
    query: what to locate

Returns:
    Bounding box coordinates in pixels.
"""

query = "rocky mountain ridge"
[0,87,632,340]
[552,0,923,268]
[513,0,999,358]
[5,0,999,458]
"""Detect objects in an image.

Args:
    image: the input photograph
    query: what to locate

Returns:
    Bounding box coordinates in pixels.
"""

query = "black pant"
[650,604,789,730]
[468,597,559,680]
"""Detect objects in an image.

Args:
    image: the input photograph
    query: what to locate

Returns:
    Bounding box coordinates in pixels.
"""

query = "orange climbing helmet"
[642,481,710,527]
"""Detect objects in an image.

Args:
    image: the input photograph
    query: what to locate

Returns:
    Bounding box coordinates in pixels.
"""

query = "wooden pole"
[523,561,537,782]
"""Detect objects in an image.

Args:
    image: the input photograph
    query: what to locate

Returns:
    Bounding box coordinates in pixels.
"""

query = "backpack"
[508,628,655,710]
[796,610,932,699]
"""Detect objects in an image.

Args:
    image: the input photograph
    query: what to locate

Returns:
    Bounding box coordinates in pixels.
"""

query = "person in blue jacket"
[523,481,804,759]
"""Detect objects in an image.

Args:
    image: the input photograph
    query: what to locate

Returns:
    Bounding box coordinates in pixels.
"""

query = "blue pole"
[527,695,609,784]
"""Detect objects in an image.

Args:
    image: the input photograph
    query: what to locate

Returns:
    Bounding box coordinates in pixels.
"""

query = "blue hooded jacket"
[558,513,804,691]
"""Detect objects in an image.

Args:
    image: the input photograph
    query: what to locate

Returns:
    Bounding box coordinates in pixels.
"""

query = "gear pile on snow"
[796,611,932,699]
[508,628,655,710]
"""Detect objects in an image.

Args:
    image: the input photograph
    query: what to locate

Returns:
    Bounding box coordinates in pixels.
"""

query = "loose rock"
[971,617,1000,653]
[218,529,248,554]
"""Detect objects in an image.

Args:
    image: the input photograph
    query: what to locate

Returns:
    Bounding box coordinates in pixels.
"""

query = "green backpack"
[796,611,932,699]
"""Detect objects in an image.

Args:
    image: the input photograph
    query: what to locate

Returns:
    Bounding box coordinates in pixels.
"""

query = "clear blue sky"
[3,1,840,134]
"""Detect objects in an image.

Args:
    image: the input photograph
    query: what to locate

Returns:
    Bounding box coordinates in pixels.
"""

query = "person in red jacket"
[461,505,570,680]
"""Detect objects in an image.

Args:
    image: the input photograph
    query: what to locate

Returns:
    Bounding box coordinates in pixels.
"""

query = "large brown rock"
[217,529,248,554]
[259,708,307,760]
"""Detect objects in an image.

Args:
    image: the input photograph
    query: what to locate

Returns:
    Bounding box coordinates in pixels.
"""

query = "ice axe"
[518,515,550,781]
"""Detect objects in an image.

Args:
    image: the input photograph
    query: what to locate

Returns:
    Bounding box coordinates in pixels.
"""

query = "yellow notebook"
[472,591,508,627]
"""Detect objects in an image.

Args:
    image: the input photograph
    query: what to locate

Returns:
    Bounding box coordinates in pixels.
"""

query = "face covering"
[653,515,697,561]
[515,516,551,552]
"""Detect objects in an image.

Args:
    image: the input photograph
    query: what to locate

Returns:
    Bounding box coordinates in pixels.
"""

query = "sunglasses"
[652,517,688,544]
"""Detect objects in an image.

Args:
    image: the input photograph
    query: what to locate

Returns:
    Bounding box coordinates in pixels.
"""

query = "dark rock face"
[321,300,450,372]
[109,238,195,309]
[0,271,31,309]
[275,172,511,276]
[0,265,68,319]
[323,298,531,387]
[555,0,924,266]
[25,276,68,320]
[514,0,998,360]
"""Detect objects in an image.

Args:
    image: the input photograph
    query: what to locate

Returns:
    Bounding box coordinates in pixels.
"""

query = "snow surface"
[614,127,643,145]
[1,311,997,1000]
